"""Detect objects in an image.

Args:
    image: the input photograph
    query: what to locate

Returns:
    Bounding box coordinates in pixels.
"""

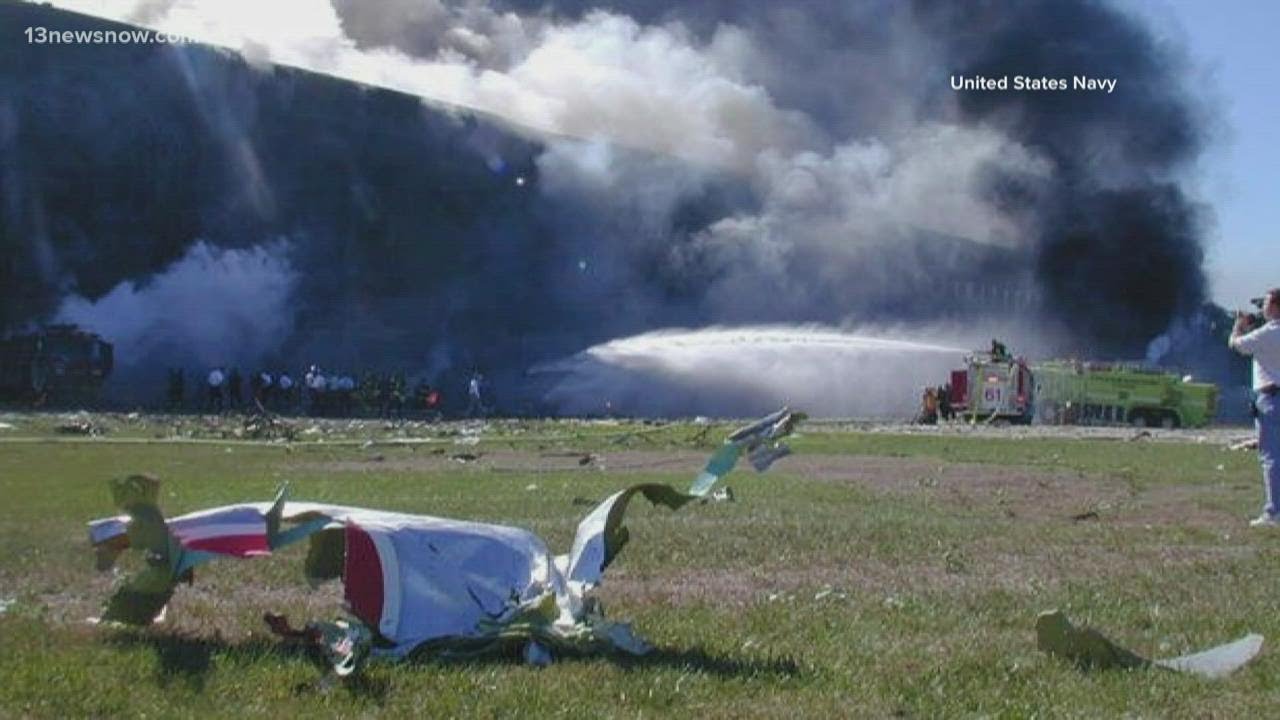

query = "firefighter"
[918,386,939,425]
[938,384,953,421]
[416,381,442,421]
[991,338,1009,361]
[227,368,243,410]
[376,372,394,418]
[249,371,264,407]
[391,372,407,419]
[167,368,185,410]
[1230,288,1280,528]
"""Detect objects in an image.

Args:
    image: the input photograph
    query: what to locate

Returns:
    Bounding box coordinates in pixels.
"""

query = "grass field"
[1,414,1277,718]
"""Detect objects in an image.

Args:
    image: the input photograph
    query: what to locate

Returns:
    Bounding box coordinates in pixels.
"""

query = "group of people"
[167,366,302,414]
[166,366,452,419]
[917,384,955,425]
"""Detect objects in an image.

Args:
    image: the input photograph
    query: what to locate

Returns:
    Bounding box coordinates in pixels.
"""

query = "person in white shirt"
[206,366,225,412]
[1229,288,1280,527]
[466,371,485,418]
[277,372,294,413]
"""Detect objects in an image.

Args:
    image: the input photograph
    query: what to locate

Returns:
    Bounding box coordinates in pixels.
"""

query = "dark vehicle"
[0,324,114,405]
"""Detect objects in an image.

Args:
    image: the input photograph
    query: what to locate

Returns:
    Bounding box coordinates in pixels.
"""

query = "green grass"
[1,418,1276,718]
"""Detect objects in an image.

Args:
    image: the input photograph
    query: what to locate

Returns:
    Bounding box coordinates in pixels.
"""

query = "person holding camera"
[1229,288,1280,527]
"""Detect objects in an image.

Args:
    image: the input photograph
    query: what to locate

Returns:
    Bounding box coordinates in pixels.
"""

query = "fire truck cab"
[0,324,113,405]
[948,350,1034,424]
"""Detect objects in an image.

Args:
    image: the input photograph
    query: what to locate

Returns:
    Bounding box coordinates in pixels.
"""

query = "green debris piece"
[568,409,805,588]
[98,475,185,625]
[599,483,696,569]
[279,516,333,551]
[98,476,220,624]
[109,474,160,511]
[690,445,742,497]
[688,408,804,497]
[1036,610,1148,671]
[110,475,170,559]
[1036,610,1264,678]
[94,535,129,572]
[100,565,176,626]
[173,548,219,578]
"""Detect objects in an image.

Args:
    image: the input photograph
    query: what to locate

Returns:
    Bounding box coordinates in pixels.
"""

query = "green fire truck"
[947,351,1218,428]
[1031,360,1217,428]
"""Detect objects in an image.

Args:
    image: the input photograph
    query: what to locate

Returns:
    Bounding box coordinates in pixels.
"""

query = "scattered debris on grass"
[57,418,102,435]
[704,486,735,504]
[86,408,804,677]
[239,412,297,441]
[1036,610,1262,679]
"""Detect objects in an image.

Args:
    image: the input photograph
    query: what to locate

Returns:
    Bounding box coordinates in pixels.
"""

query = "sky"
[1133,0,1279,308]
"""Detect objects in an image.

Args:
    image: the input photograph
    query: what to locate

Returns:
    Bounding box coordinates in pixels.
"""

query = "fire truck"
[947,349,1035,424]
[0,324,114,405]
[946,348,1218,428]
[1031,360,1217,428]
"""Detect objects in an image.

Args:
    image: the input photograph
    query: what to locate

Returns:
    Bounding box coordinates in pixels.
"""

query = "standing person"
[259,370,274,407]
[1229,288,1280,527]
[206,366,225,412]
[168,368,185,411]
[306,366,326,416]
[466,371,485,418]
[249,371,264,407]
[918,386,938,425]
[277,371,294,413]
[227,368,243,410]
[391,372,406,420]
[377,373,394,418]
[334,373,356,416]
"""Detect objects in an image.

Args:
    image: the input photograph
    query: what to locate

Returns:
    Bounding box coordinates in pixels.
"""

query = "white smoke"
[55,240,297,375]
[43,0,1049,218]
